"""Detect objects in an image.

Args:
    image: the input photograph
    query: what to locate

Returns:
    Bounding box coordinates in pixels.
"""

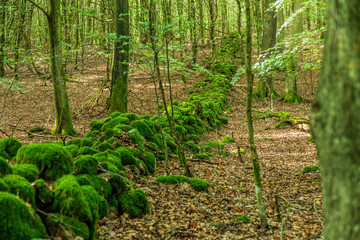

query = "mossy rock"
[2,174,36,208]
[222,136,235,143]
[103,128,117,141]
[80,137,94,147]
[110,112,122,118]
[128,129,146,147]
[93,152,108,162]
[200,145,212,153]
[28,126,47,134]
[85,130,101,139]
[99,161,119,174]
[89,120,103,131]
[131,120,153,139]
[77,174,112,199]
[52,175,92,223]
[188,178,210,192]
[302,165,320,173]
[107,154,124,171]
[45,213,89,240]
[11,164,39,182]
[0,144,10,160]
[108,174,131,195]
[101,116,130,132]
[65,144,79,158]
[143,151,156,174]
[184,125,196,134]
[146,141,158,151]
[67,138,81,148]
[0,137,22,158]
[140,114,152,120]
[184,141,200,154]
[33,179,54,209]
[206,141,225,149]
[0,178,9,192]
[78,147,99,156]
[118,189,149,218]
[236,215,251,223]
[117,147,137,165]
[155,175,189,185]
[194,153,211,160]
[122,113,140,121]
[218,151,231,156]
[0,156,12,177]
[74,156,99,175]
[16,143,73,181]
[115,124,134,132]
[0,192,47,240]
[95,142,114,152]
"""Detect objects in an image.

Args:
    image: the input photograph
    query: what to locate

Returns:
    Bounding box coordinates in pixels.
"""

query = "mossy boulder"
[206,141,225,150]
[108,174,131,195]
[115,124,133,132]
[52,175,92,223]
[101,116,130,132]
[80,137,94,147]
[188,178,210,192]
[11,164,39,182]
[65,144,79,158]
[131,120,153,139]
[222,136,235,143]
[0,192,47,240]
[34,179,54,209]
[194,153,211,160]
[77,174,112,199]
[45,213,89,240]
[0,156,12,177]
[78,146,99,156]
[155,175,189,185]
[117,147,137,165]
[99,161,119,174]
[128,128,146,147]
[302,165,320,173]
[0,178,9,191]
[118,189,149,218]
[67,138,81,148]
[85,130,101,139]
[122,113,140,121]
[218,116,228,124]
[0,137,22,158]
[95,142,113,152]
[16,143,73,181]
[74,156,99,175]
[143,151,156,174]
[2,174,36,208]
[89,120,103,131]
[184,141,200,154]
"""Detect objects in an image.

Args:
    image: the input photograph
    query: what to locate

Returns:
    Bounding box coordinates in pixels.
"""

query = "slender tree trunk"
[236,0,245,65]
[109,0,129,114]
[48,0,76,135]
[0,0,7,77]
[311,1,360,239]
[276,7,285,53]
[245,0,267,229]
[199,0,204,47]
[208,0,217,52]
[253,0,278,99]
[189,0,197,65]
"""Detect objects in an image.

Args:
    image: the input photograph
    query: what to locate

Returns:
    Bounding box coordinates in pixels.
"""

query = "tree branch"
[26,0,50,19]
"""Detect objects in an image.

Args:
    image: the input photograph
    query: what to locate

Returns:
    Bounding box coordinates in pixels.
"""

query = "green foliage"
[206,141,225,149]
[131,120,153,139]
[0,156,12,177]
[11,164,39,182]
[118,189,149,218]
[236,215,251,223]
[0,137,22,158]
[101,116,130,132]
[188,178,210,192]
[222,136,235,143]
[184,141,200,154]
[33,179,54,209]
[0,192,47,240]
[45,213,89,240]
[301,165,320,173]
[52,175,92,223]
[74,156,99,175]
[78,147,99,156]
[16,143,73,181]
[76,174,112,199]
[2,174,36,208]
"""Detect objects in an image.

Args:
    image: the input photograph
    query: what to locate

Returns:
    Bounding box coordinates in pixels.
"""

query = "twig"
[0,129,10,137]
[189,158,219,165]
[165,230,196,240]
[238,233,257,239]
[313,201,323,224]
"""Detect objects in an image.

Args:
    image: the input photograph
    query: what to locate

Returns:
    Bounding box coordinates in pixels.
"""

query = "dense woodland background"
[2,0,354,239]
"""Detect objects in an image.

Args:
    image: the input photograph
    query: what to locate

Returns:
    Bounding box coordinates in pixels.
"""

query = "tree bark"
[0,0,8,77]
[109,0,129,114]
[311,0,360,239]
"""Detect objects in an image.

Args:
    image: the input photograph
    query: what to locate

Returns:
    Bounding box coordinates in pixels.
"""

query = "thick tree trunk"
[189,0,197,65]
[49,0,75,135]
[208,0,217,52]
[253,0,278,99]
[311,1,360,239]
[109,0,129,114]
[245,0,267,229]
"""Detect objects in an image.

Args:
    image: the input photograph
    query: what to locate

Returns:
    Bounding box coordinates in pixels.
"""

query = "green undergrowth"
[302,165,320,173]
[253,111,309,129]
[155,175,210,192]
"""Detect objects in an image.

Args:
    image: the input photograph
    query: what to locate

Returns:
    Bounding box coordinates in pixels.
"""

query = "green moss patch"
[117,147,137,165]
[74,156,99,175]
[108,174,131,195]
[188,178,210,192]
[0,192,47,240]
[0,156,12,177]
[302,165,320,173]
[78,146,99,156]
[143,151,156,174]
[236,215,251,223]
[222,136,235,143]
[118,189,149,218]
[34,179,54,209]
[128,129,146,147]
[16,143,73,181]
[101,116,130,132]
[65,144,79,158]
[0,137,22,158]
[77,174,112,199]
[11,164,39,182]
[131,120,153,139]
[2,174,36,208]
[45,213,89,240]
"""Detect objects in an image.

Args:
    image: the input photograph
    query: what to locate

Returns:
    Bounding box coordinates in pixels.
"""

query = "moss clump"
[143,151,156,174]
[85,130,101,139]
[219,151,231,156]
[93,152,108,162]
[188,178,210,192]
[34,179,54,209]
[89,120,103,131]
[11,164,39,182]
[122,113,140,121]
[101,116,130,132]
[77,174,112,199]
[45,213,89,240]
[117,147,137,165]
[225,106,233,114]
[99,161,119,174]
[118,189,149,218]
[52,175,92,223]
[0,178,9,191]
[155,175,189,185]
[301,165,320,173]
[0,137,22,158]
[67,138,81,147]
[110,112,122,118]
[65,144,79,158]
[0,156,12,177]
[194,153,211,160]
[80,137,94,147]
[200,145,212,153]
[74,156,99,175]
[107,154,124,170]
[17,143,73,181]
[206,141,225,150]
[78,147,99,156]
[115,124,133,132]
[0,192,47,240]
[128,129,146,147]
[2,174,36,208]
[218,116,228,124]
[184,141,200,154]
[131,120,153,139]
[108,174,131,195]
[236,215,251,223]
[222,136,235,143]
[95,142,113,152]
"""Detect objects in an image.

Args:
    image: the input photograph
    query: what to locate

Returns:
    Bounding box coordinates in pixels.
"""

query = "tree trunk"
[0,0,7,77]
[245,0,267,229]
[109,0,129,114]
[311,1,360,239]
[235,0,245,65]
[253,0,278,99]
[189,0,197,65]
[208,0,217,52]
[48,0,75,135]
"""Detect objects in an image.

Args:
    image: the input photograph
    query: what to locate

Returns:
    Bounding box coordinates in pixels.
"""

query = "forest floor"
[0,48,322,239]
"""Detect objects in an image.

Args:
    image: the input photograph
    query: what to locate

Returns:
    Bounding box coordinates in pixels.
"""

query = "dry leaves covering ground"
[0,50,322,239]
